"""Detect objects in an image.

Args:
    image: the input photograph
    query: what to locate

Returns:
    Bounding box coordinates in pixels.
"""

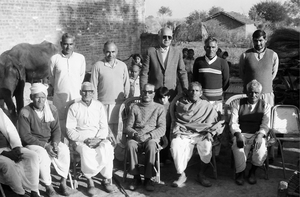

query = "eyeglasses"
[162,35,172,40]
[142,90,155,95]
[82,90,94,94]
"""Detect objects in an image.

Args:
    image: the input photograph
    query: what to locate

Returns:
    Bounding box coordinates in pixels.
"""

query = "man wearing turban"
[18,83,75,197]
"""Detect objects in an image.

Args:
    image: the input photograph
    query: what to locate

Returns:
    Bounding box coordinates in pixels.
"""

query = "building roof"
[205,11,254,25]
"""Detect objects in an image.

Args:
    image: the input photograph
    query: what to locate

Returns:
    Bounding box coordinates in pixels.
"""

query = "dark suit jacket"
[140,46,188,98]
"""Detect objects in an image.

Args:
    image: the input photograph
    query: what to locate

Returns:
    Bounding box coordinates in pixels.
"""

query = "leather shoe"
[248,172,257,184]
[197,174,212,187]
[30,191,40,197]
[144,179,155,191]
[102,179,114,193]
[128,176,142,191]
[171,172,187,187]
[58,185,77,196]
[235,172,244,185]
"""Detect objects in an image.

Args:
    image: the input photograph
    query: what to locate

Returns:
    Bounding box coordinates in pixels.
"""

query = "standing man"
[140,27,188,100]
[18,83,74,197]
[193,36,230,113]
[50,33,86,142]
[90,41,130,138]
[66,82,114,195]
[125,83,166,192]
[239,29,279,107]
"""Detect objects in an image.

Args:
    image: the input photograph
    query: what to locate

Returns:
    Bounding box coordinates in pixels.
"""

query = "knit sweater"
[193,56,229,101]
[90,59,130,104]
[18,103,61,147]
[240,48,277,93]
[125,101,166,140]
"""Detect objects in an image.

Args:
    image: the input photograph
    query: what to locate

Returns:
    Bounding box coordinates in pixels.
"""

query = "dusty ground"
[2,140,299,197]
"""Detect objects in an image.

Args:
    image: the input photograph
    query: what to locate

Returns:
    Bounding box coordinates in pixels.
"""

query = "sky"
[145,0,287,19]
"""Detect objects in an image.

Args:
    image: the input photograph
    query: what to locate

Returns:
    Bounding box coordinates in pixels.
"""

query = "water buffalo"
[0,41,58,122]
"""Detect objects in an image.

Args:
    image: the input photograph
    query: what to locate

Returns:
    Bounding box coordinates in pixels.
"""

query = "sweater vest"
[243,48,274,93]
[0,131,9,148]
[238,98,265,134]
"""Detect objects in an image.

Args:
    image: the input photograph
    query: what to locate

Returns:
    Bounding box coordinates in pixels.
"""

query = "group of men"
[0,26,278,196]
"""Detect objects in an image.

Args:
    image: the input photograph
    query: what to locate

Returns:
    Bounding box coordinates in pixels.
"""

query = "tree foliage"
[208,6,224,16]
[186,10,208,25]
[158,6,172,17]
[248,1,288,23]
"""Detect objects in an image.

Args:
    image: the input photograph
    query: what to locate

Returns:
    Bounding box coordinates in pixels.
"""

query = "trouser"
[127,139,157,179]
[103,103,122,138]
[27,143,70,185]
[170,135,212,174]
[208,99,223,115]
[261,92,274,107]
[232,133,267,173]
[75,140,114,179]
[0,148,39,195]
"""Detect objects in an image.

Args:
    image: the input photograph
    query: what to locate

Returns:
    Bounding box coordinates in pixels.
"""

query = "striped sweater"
[193,56,230,101]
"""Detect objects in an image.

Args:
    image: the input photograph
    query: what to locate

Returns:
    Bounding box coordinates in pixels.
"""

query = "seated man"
[0,108,40,197]
[18,83,74,197]
[171,82,223,188]
[125,83,166,192]
[66,82,114,195]
[230,79,270,185]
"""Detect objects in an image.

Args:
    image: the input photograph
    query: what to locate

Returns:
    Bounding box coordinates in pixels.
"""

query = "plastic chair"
[225,94,275,180]
[169,94,224,179]
[121,97,168,183]
[270,105,300,179]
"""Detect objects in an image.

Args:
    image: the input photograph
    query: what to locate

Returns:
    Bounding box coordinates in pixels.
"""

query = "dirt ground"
[2,140,299,197]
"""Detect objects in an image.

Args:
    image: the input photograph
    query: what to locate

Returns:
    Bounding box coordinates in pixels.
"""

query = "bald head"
[103,41,118,63]
[159,27,173,48]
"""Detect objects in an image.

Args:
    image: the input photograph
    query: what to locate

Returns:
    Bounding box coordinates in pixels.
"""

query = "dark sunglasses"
[142,90,155,95]
[162,35,172,40]
[82,90,94,93]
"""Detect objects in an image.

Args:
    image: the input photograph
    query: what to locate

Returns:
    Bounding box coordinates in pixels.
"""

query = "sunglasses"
[142,90,155,95]
[162,35,172,40]
[82,90,94,93]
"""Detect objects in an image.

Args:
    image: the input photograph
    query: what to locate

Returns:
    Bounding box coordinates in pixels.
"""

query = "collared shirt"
[230,99,271,136]
[66,100,109,142]
[205,55,217,65]
[160,46,170,63]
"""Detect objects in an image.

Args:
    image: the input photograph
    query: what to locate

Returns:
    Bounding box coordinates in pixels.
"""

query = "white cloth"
[171,135,212,174]
[30,83,54,122]
[232,133,267,173]
[66,99,114,179]
[26,143,70,185]
[50,52,86,120]
[66,100,109,142]
[0,109,39,195]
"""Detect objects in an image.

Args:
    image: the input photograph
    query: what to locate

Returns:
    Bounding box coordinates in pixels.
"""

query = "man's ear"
[30,94,34,100]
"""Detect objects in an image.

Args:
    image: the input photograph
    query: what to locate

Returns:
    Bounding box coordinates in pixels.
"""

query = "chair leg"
[123,149,128,182]
[157,150,161,183]
[68,172,74,189]
[264,153,269,180]
[0,184,6,197]
[278,141,286,179]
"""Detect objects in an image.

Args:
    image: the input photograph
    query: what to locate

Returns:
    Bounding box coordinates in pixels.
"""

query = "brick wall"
[0,0,145,71]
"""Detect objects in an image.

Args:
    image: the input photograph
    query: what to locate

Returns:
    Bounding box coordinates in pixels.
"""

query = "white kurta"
[0,109,39,195]
[66,100,114,178]
[50,52,86,120]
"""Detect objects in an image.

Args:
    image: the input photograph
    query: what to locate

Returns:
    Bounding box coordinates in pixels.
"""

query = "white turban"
[30,83,54,122]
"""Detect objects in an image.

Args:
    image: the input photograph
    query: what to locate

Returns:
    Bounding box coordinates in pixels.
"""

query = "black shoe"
[144,179,155,191]
[128,176,142,191]
[101,179,114,193]
[197,174,212,187]
[235,171,245,186]
[30,191,40,197]
[248,172,257,184]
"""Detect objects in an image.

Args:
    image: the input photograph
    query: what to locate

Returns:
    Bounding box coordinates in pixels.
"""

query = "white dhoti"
[0,148,39,195]
[75,140,114,179]
[27,142,70,185]
[232,133,267,173]
[170,135,212,174]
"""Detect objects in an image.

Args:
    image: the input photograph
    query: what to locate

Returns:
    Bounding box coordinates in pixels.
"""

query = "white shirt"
[66,100,109,143]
